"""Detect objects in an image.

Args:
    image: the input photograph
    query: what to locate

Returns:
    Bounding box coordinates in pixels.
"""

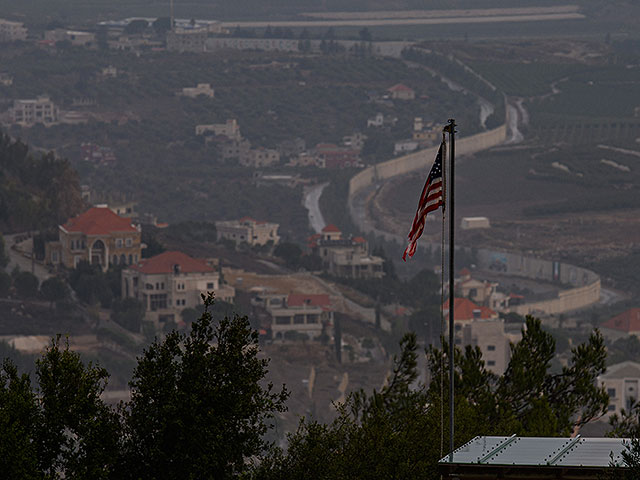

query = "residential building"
[387,83,415,100]
[0,19,27,42]
[277,137,306,158]
[442,297,499,332]
[367,112,384,128]
[122,251,235,324]
[254,293,333,341]
[218,138,251,160]
[196,119,241,140]
[215,217,280,247]
[287,152,317,167]
[394,139,419,155]
[180,83,214,98]
[46,206,141,271]
[314,143,361,169]
[600,308,640,341]
[0,72,13,86]
[598,361,640,418]
[342,132,367,151]
[412,117,440,145]
[461,318,522,375]
[102,66,118,78]
[166,29,207,52]
[206,37,300,52]
[10,96,59,126]
[309,225,384,279]
[240,148,280,167]
[455,268,498,306]
[44,29,95,47]
[81,143,117,164]
[461,216,491,229]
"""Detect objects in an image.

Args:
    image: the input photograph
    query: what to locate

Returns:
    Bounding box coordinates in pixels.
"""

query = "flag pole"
[445,118,456,461]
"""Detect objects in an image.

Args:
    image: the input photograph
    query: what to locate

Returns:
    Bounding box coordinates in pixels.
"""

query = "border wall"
[346,122,601,316]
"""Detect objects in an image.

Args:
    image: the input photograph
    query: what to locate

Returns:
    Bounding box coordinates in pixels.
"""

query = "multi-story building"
[442,297,499,332]
[11,96,59,127]
[461,319,522,375]
[254,293,333,341]
[166,29,207,52]
[122,251,235,325]
[240,148,280,167]
[0,19,27,42]
[309,225,384,279]
[196,119,241,140]
[180,83,214,98]
[46,206,142,271]
[215,217,280,247]
[314,143,361,169]
[598,361,640,418]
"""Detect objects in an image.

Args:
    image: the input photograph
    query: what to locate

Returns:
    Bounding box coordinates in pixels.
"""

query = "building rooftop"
[287,294,330,308]
[388,83,414,92]
[443,297,497,321]
[600,360,640,379]
[321,224,341,233]
[601,308,640,333]
[129,251,214,275]
[439,435,628,469]
[62,206,137,235]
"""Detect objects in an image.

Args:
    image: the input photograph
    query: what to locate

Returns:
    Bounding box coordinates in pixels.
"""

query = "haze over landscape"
[1,0,640,478]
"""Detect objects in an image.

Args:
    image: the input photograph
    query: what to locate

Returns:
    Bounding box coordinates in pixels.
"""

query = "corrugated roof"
[129,251,214,275]
[439,435,628,468]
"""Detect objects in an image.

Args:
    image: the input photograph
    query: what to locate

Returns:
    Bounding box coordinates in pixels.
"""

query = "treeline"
[2,292,629,479]
[0,133,84,232]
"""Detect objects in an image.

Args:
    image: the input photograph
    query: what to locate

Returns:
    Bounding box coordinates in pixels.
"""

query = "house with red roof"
[121,250,235,325]
[387,83,415,100]
[442,297,499,325]
[215,217,279,247]
[254,292,333,341]
[46,205,141,271]
[601,308,640,340]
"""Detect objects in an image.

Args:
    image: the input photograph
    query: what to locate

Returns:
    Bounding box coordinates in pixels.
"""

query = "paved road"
[4,233,52,283]
[304,182,329,234]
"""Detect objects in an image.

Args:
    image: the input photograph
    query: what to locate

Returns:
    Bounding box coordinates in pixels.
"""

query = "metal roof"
[439,435,629,468]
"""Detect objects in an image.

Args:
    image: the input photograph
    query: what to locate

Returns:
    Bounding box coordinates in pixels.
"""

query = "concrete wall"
[345,121,601,316]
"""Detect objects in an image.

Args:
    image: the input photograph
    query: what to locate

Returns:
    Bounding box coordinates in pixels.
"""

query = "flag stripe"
[403,141,445,261]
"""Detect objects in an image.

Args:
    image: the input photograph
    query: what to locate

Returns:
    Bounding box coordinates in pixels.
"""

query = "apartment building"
[166,29,207,52]
[461,319,522,375]
[196,119,241,140]
[215,217,280,247]
[46,206,141,271]
[0,19,27,42]
[180,83,214,98]
[11,96,59,126]
[122,251,235,324]
[598,361,640,418]
[309,225,384,279]
[239,148,280,167]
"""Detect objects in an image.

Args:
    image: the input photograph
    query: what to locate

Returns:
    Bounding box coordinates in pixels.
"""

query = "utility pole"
[445,118,456,461]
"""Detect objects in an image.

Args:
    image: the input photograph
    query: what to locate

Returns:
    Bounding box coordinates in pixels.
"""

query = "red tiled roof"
[322,224,340,233]
[442,297,497,321]
[460,267,471,276]
[602,308,640,333]
[129,251,214,275]
[353,236,366,244]
[388,83,414,92]
[62,207,137,235]
[287,294,331,308]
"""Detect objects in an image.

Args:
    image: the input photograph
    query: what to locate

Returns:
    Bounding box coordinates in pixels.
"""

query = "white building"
[122,250,235,325]
[11,96,59,126]
[196,119,241,140]
[44,29,95,46]
[0,19,27,42]
[598,361,640,419]
[180,83,214,98]
[461,217,491,230]
[255,293,333,341]
[394,139,419,155]
[461,319,522,375]
[240,148,280,167]
[166,29,207,52]
[215,217,280,247]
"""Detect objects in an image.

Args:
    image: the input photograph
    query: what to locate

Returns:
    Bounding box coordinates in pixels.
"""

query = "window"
[487,360,496,366]
[146,283,153,290]
[275,316,290,325]
[116,238,123,248]
[161,283,165,290]
[129,254,133,264]
[150,294,167,311]
[608,388,616,398]
[294,315,304,324]
[487,345,496,351]
[125,238,132,247]
[207,282,214,289]
[121,254,126,265]
[133,277,138,287]
[608,404,616,411]
[112,255,118,265]
[307,315,319,324]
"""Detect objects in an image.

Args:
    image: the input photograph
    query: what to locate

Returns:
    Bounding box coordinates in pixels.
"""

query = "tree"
[13,271,39,298]
[0,270,11,297]
[273,242,302,267]
[152,17,171,35]
[40,276,69,308]
[0,233,8,267]
[358,27,372,42]
[124,19,148,35]
[111,298,145,333]
[120,293,288,479]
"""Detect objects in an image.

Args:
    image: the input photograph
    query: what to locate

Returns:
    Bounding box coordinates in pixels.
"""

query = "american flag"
[402,141,444,261]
